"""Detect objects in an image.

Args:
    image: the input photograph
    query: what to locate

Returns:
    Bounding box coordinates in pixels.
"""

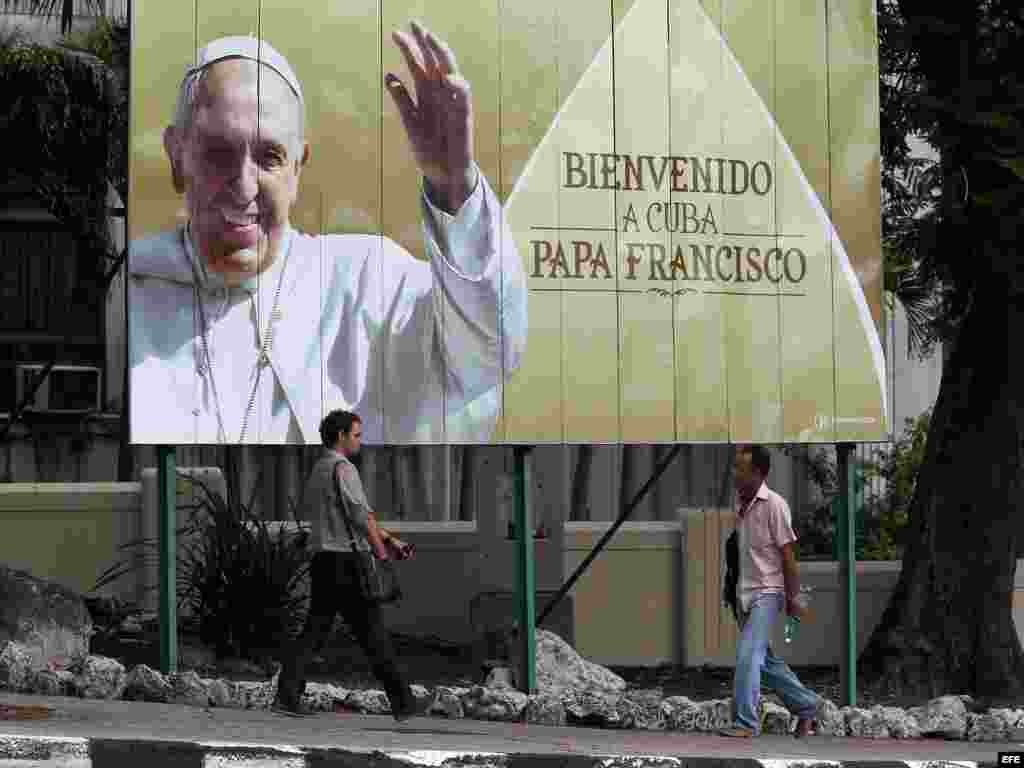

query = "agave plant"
[93,470,312,663]
[180,473,312,661]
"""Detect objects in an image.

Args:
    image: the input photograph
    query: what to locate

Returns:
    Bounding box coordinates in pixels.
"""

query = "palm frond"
[93,467,309,661]
[2,0,105,34]
[894,263,942,359]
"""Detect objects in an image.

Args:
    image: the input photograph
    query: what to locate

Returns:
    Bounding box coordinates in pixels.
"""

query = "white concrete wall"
[767,561,903,667]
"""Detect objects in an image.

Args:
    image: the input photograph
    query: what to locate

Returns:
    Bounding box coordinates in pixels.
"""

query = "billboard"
[129,0,887,446]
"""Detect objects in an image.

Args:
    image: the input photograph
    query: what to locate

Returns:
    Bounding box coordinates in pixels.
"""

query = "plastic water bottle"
[784,614,800,644]
[784,586,812,644]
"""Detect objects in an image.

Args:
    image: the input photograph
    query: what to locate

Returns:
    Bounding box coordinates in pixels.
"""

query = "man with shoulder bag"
[718,445,819,739]
[275,410,418,720]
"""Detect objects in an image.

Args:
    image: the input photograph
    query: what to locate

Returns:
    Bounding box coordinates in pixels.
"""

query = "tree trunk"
[859,288,1024,700]
[569,445,594,521]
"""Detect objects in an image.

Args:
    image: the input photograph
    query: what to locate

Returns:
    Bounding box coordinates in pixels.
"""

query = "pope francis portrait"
[129,24,527,445]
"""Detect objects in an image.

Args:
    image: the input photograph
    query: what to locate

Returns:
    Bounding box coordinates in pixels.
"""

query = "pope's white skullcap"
[186,36,303,106]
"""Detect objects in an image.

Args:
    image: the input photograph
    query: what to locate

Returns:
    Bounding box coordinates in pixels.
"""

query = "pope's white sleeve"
[419,169,527,403]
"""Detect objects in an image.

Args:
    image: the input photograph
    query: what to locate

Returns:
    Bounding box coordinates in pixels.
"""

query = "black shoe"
[393,697,423,723]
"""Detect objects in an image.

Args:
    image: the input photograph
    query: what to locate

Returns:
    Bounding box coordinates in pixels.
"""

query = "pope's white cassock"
[129,172,527,444]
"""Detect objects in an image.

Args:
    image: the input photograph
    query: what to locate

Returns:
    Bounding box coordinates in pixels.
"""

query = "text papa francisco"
[529,151,809,286]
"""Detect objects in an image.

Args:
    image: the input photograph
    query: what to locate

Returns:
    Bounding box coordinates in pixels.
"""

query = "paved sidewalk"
[0,692,1013,766]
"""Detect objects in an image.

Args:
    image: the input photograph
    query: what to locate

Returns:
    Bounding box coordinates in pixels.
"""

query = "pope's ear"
[163,126,185,194]
[290,142,310,186]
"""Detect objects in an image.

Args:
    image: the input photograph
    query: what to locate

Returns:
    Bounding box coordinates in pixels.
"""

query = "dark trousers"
[277,551,412,713]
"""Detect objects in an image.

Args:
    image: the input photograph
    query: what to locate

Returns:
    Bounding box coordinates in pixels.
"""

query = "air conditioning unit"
[15,364,102,413]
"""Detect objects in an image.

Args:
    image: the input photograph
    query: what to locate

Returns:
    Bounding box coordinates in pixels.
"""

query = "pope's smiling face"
[164,58,309,284]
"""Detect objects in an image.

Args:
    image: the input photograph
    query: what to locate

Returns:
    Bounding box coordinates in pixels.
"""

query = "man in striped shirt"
[718,445,819,739]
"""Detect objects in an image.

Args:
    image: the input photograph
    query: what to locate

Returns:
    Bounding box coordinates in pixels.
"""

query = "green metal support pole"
[512,446,536,694]
[837,443,856,707]
[157,445,177,675]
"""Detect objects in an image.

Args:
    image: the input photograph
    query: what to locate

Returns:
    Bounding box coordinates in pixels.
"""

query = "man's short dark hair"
[739,444,772,477]
[320,410,360,448]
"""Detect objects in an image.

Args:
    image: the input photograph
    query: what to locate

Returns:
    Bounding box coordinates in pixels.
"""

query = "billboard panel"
[129,0,887,445]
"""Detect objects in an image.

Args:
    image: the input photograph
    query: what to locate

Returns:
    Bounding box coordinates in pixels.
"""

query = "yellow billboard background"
[130,0,887,445]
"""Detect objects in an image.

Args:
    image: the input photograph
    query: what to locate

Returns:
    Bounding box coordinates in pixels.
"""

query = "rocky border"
[2,640,1023,743]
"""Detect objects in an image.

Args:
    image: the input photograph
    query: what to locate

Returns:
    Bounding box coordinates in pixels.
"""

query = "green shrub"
[93,473,311,663]
[793,503,836,561]
[789,418,927,562]
[60,17,115,65]
[1,39,120,291]
[860,410,930,560]
[178,475,312,661]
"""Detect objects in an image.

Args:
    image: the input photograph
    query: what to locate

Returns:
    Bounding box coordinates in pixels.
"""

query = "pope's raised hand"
[387,21,477,213]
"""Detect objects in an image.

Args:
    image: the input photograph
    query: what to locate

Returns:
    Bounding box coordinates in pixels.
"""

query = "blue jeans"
[733,591,818,732]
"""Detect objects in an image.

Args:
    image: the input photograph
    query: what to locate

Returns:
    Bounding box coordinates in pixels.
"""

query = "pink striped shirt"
[737,482,797,612]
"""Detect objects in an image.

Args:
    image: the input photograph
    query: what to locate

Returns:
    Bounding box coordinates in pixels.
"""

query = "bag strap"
[332,459,363,549]
[332,460,382,597]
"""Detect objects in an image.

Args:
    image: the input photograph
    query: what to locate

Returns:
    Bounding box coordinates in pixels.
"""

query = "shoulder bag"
[724,529,739,621]
[334,462,403,604]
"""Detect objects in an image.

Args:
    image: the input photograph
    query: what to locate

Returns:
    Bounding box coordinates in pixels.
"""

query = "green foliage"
[788,437,923,562]
[781,445,837,499]
[0,42,107,184]
[178,476,312,661]
[93,474,312,663]
[860,410,931,560]
[792,503,835,561]
[0,39,123,295]
[784,445,839,561]
[881,156,946,359]
[878,0,1024,350]
[60,16,115,65]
